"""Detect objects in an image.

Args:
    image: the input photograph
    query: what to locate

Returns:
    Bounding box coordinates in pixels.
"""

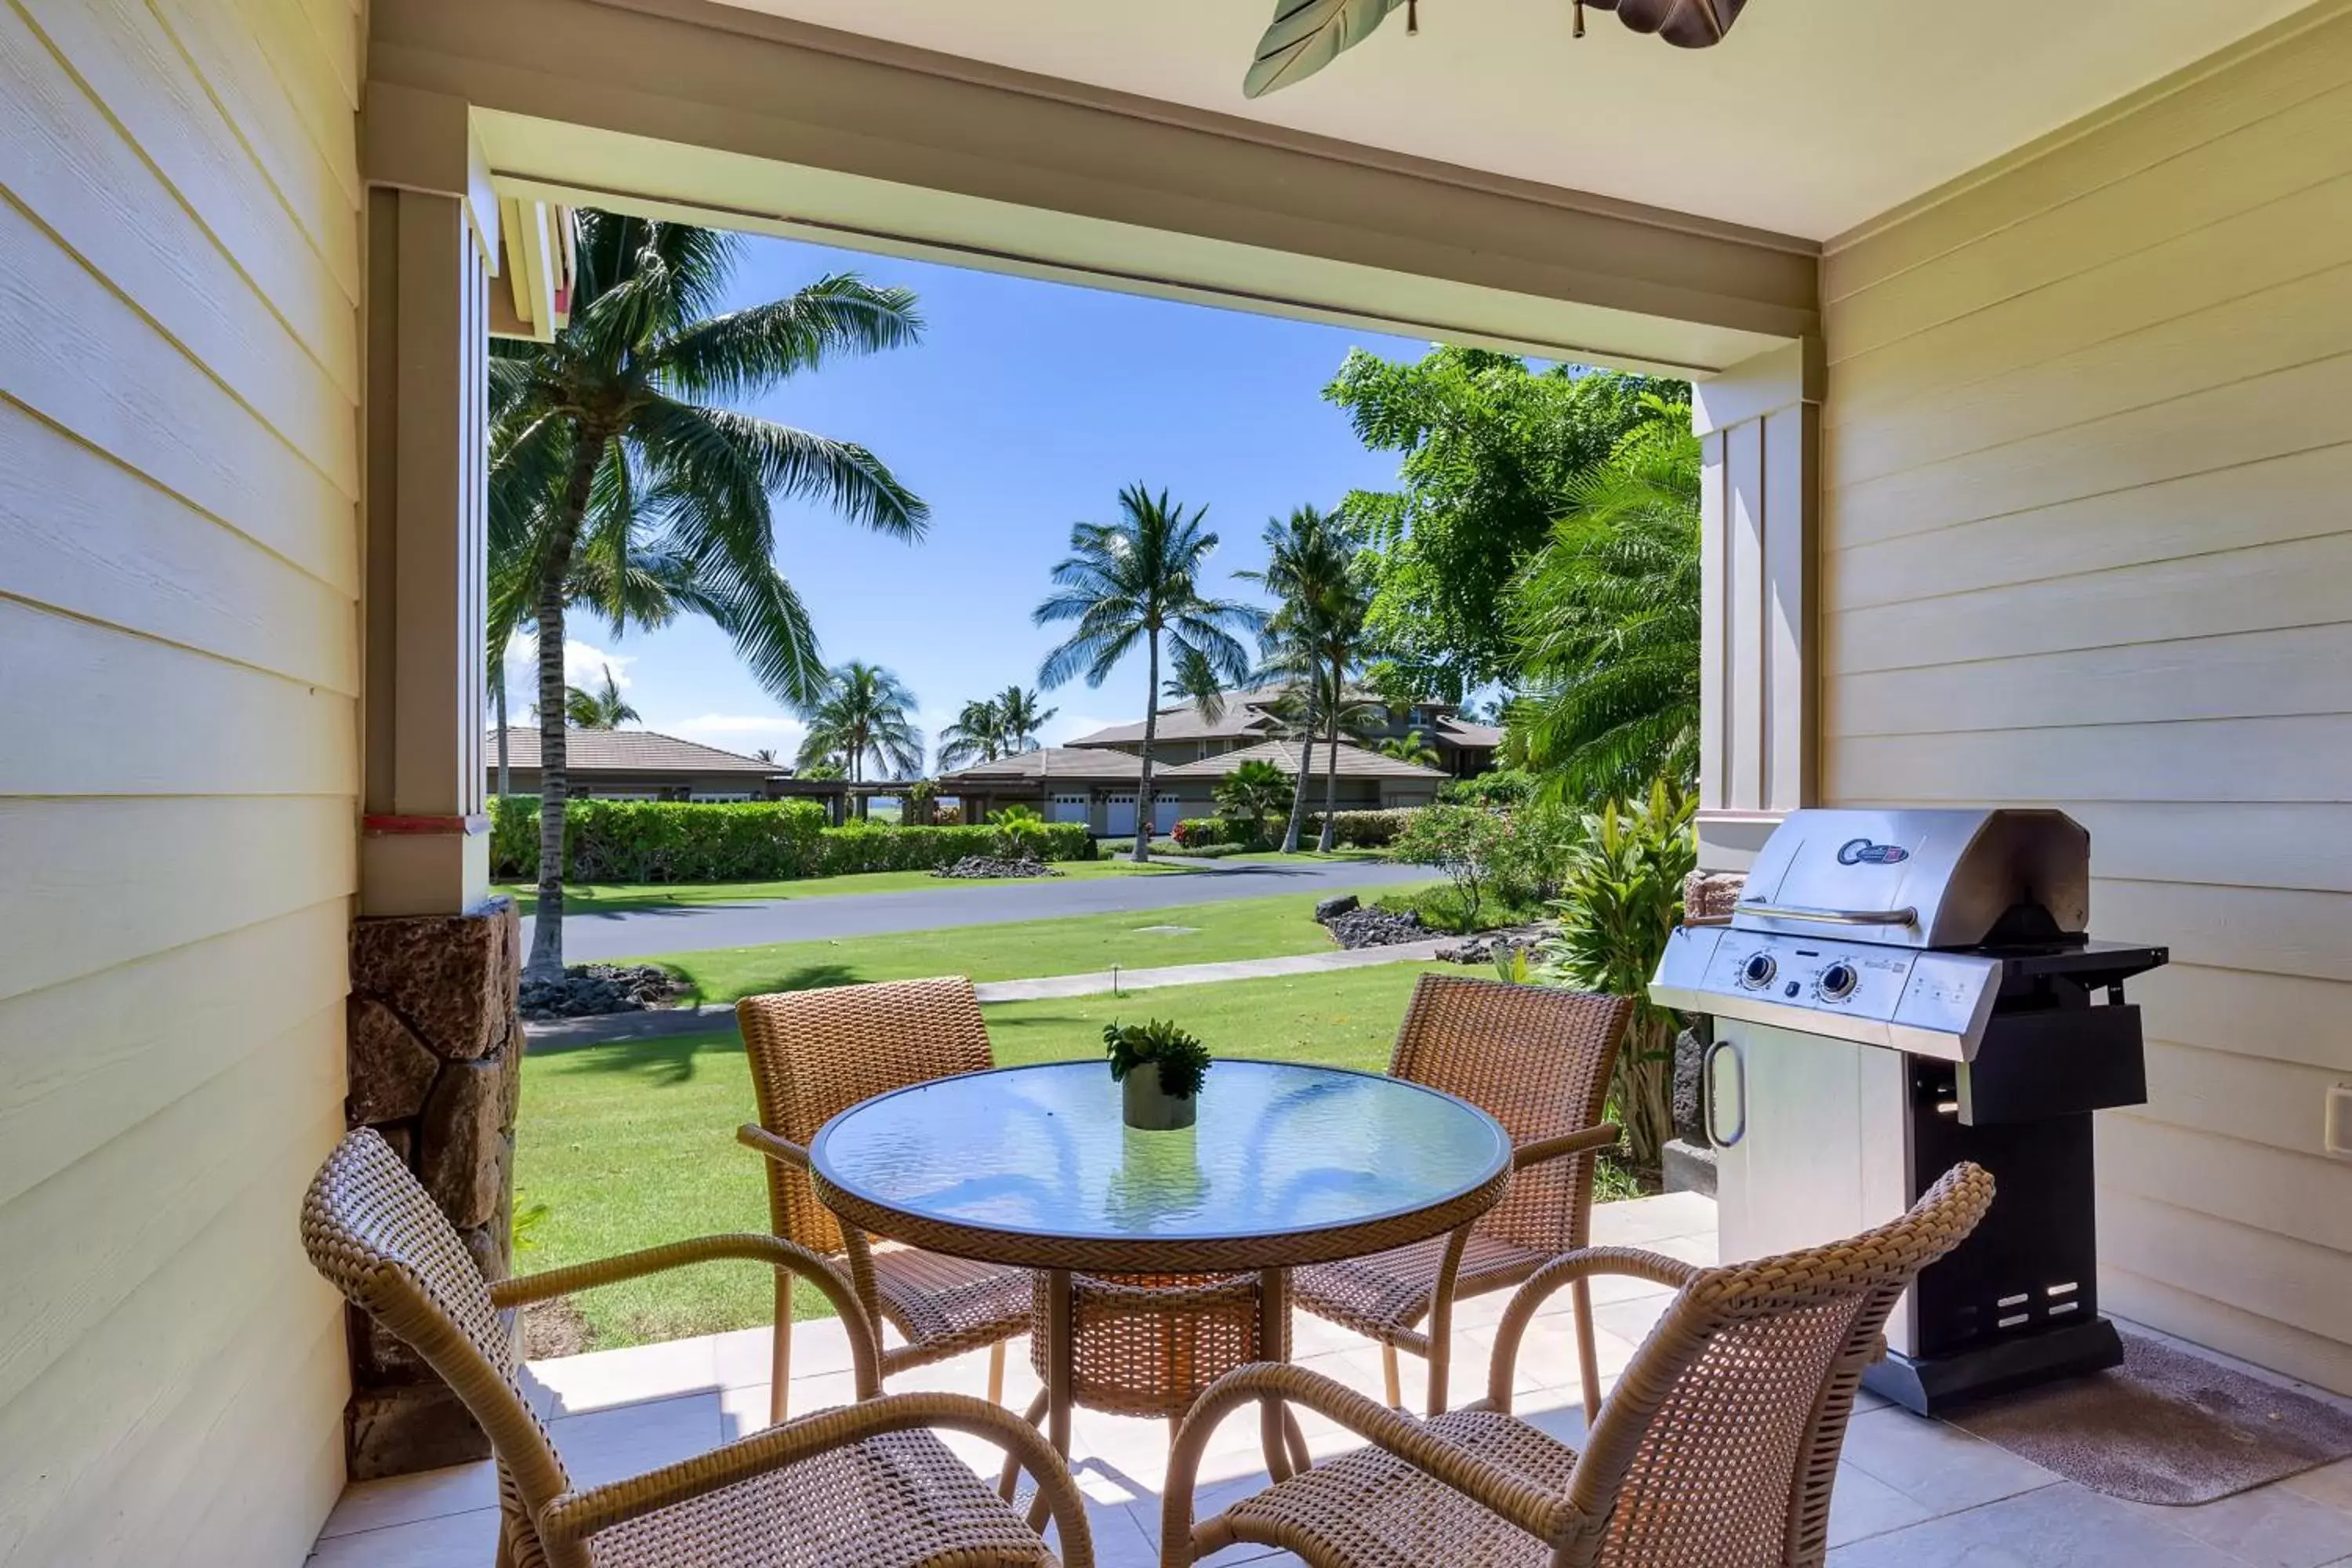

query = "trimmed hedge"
[1304,808,1417,848]
[491,797,1094,883]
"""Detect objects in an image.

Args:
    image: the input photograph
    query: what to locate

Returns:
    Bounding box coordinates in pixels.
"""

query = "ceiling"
[715,0,2320,241]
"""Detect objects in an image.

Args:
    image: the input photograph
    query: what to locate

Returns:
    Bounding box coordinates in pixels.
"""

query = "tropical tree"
[753,748,778,764]
[1378,728,1441,768]
[935,697,1007,771]
[1213,758,1291,846]
[1326,347,1676,696]
[1506,393,1702,803]
[994,685,1057,752]
[1160,641,1230,727]
[1303,564,1377,851]
[489,210,926,976]
[564,665,639,729]
[1238,505,1351,853]
[797,660,924,788]
[1036,485,1258,862]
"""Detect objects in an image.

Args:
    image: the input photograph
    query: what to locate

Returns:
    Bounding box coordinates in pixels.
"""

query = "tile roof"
[1158,739,1448,781]
[1435,715,1504,748]
[488,728,781,775]
[933,747,1145,786]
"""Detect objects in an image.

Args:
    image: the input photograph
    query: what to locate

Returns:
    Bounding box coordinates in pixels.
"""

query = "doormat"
[1945,1330,2352,1504]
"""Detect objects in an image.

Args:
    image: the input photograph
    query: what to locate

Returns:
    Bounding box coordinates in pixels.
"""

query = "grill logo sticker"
[1837,838,1910,866]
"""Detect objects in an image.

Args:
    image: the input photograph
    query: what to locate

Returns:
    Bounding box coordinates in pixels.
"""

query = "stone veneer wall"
[343,898,523,1478]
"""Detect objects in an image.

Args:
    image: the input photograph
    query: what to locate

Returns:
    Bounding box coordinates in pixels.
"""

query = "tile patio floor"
[310,1192,2352,1566]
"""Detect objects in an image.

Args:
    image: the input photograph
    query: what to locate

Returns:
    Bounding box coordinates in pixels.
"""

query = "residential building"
[8,2,2352,1560]
[937,737,1445,835]
[484,726,845,809]
[1065,686,1502,776]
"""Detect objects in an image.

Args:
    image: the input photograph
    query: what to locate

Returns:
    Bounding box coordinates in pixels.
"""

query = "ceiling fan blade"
[1584,0,1751,48]
[1243,0,1408,99]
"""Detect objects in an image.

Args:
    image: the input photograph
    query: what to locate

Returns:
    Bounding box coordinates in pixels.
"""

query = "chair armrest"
[1164,1363,1568,1554]
[489,1234,878,1399]
[1513,1122,1621,1173]
[1485,1246,1701,1411]
[536,1391,1094,1567]
[737,1123,811,1170]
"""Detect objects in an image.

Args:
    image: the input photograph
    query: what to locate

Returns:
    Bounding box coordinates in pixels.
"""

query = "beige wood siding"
[1820,6,2352,1395]
[0,0,359,1560]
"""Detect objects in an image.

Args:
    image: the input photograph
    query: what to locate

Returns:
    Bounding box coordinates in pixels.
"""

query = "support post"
[346,88,521,1480]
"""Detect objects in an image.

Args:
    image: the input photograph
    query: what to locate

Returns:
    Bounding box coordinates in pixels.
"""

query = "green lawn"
[499,856,1175,917]
[514,963,1453,1350]
[637,888,1428,1004]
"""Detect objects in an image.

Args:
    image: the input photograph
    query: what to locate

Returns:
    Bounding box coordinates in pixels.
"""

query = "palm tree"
[1036,485,1258,862]
[564,665,639,729]
[935,697,1006,771]
[993,685,1057,752]
[797,662,924,796]
[1378,728,1442,768]
[1238,506,1352,853]
[1213,758,1291,847]
[1160,641,1229,727]
[753,748,779,764]
[490,212,925,976]
[1507,394,1701,803]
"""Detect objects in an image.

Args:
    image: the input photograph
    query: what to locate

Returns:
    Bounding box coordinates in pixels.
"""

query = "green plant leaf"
[1243,0,1406,98]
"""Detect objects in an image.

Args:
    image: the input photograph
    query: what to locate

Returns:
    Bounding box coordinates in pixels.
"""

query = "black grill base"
[1865,1316,2125,1417]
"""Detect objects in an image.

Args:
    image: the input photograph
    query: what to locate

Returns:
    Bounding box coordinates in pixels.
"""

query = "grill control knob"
[1740,953,1777,989]
[1817,963,1859,1001]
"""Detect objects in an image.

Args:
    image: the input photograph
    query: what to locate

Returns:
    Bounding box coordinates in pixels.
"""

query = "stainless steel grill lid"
[1732,808,2088,950]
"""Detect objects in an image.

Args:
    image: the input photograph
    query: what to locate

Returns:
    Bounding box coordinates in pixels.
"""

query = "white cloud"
[499,633,639,699]
[1039,712,1119,748]
[662,712,809,760]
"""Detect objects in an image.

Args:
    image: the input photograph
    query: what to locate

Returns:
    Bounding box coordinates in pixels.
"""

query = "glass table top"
[809,1059,1512,1269]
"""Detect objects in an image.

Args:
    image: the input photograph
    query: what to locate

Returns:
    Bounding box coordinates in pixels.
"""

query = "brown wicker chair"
[1289,974,1634,1419]
[301,1128,1094,1568]
[736,978,1033,1424]
[1160,1161,1997,1568]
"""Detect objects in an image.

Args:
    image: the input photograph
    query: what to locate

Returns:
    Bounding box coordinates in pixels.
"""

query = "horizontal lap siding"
[0,0,358,1562]
[1821,11,2352,1393]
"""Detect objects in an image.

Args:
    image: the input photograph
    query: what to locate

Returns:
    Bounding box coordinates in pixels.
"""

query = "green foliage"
[797,660,924,782]
[1170,817,1235,849]
[488,210,928,974]
[937,685,1058,770]
[985,802,1050,859]
[1213,760,1292,844]
[1303,808,1415,848]
[1325,348,1679,695]
[488,796,1091,883]
[561,665,639,729]
[1537,781,1697,1170]
[1386,804,1515,930]
[1374,883,1547,937]
[1036,484,1261,862]
[1156,841,1253,859]
[1508,394,1702,804]
[1377,728,1442,768]
[1102,1018,1214,1098]
[1439,767,1537,808]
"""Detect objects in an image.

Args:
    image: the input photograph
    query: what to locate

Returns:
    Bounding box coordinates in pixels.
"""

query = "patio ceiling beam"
[368,0,1817,378]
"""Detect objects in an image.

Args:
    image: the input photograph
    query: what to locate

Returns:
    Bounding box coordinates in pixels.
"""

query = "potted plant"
[1102,1018,1212,1131]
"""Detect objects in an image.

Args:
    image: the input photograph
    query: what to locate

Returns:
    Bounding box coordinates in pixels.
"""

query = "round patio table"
[808,1058,1514,1484]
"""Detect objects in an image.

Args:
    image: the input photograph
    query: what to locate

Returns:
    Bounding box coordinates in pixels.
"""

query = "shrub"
[1301,808,1416,848]
[1386,805,1515,929]
[1439,767,1537,808]
[1159,841,1252,858]
[1374,883,1549,936]
[1537,780,1696,1171]
[1212,760,1290,845]
[1171,817,1231,848]
[489,796,1091,882]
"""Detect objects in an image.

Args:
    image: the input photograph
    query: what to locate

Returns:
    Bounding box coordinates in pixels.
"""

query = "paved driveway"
[531,857,1435,962]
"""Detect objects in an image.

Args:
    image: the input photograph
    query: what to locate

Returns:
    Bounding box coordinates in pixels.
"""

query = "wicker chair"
[1289,974,1634,1419]
[1160,1162,1997,1568]
[736,978,1033,1424]
[301,1128,1094,1568]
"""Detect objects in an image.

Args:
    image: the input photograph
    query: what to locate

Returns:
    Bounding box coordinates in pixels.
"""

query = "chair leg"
[1000,1389,1049,1501]
[987,1338,1007,1406]
[1573,1276,1602,1424]
[769,1272,793,1427]
[1381,1343,1403,1409]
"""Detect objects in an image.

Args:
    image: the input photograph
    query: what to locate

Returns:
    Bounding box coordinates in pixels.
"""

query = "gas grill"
[1650,808,2165,1414]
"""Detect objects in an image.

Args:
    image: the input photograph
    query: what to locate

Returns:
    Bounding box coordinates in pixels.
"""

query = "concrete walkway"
[524,939,1449,1049]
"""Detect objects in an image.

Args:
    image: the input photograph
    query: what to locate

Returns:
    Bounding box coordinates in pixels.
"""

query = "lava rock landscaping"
[1317,903,1431,949]
[931,855,1064,880]
[519,963,684,1020]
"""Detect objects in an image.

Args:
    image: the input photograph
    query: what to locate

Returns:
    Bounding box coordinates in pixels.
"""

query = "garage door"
[1152,793,1183,833]
[1047,794,1089,825]
[1105,793,1137,837]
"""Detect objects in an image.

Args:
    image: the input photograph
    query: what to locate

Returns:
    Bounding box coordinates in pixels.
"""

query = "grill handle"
[1733,901,1918,928]
[1701,1038,1746,1149]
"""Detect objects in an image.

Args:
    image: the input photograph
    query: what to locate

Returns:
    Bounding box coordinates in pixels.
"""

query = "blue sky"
[502,231,1425,767]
